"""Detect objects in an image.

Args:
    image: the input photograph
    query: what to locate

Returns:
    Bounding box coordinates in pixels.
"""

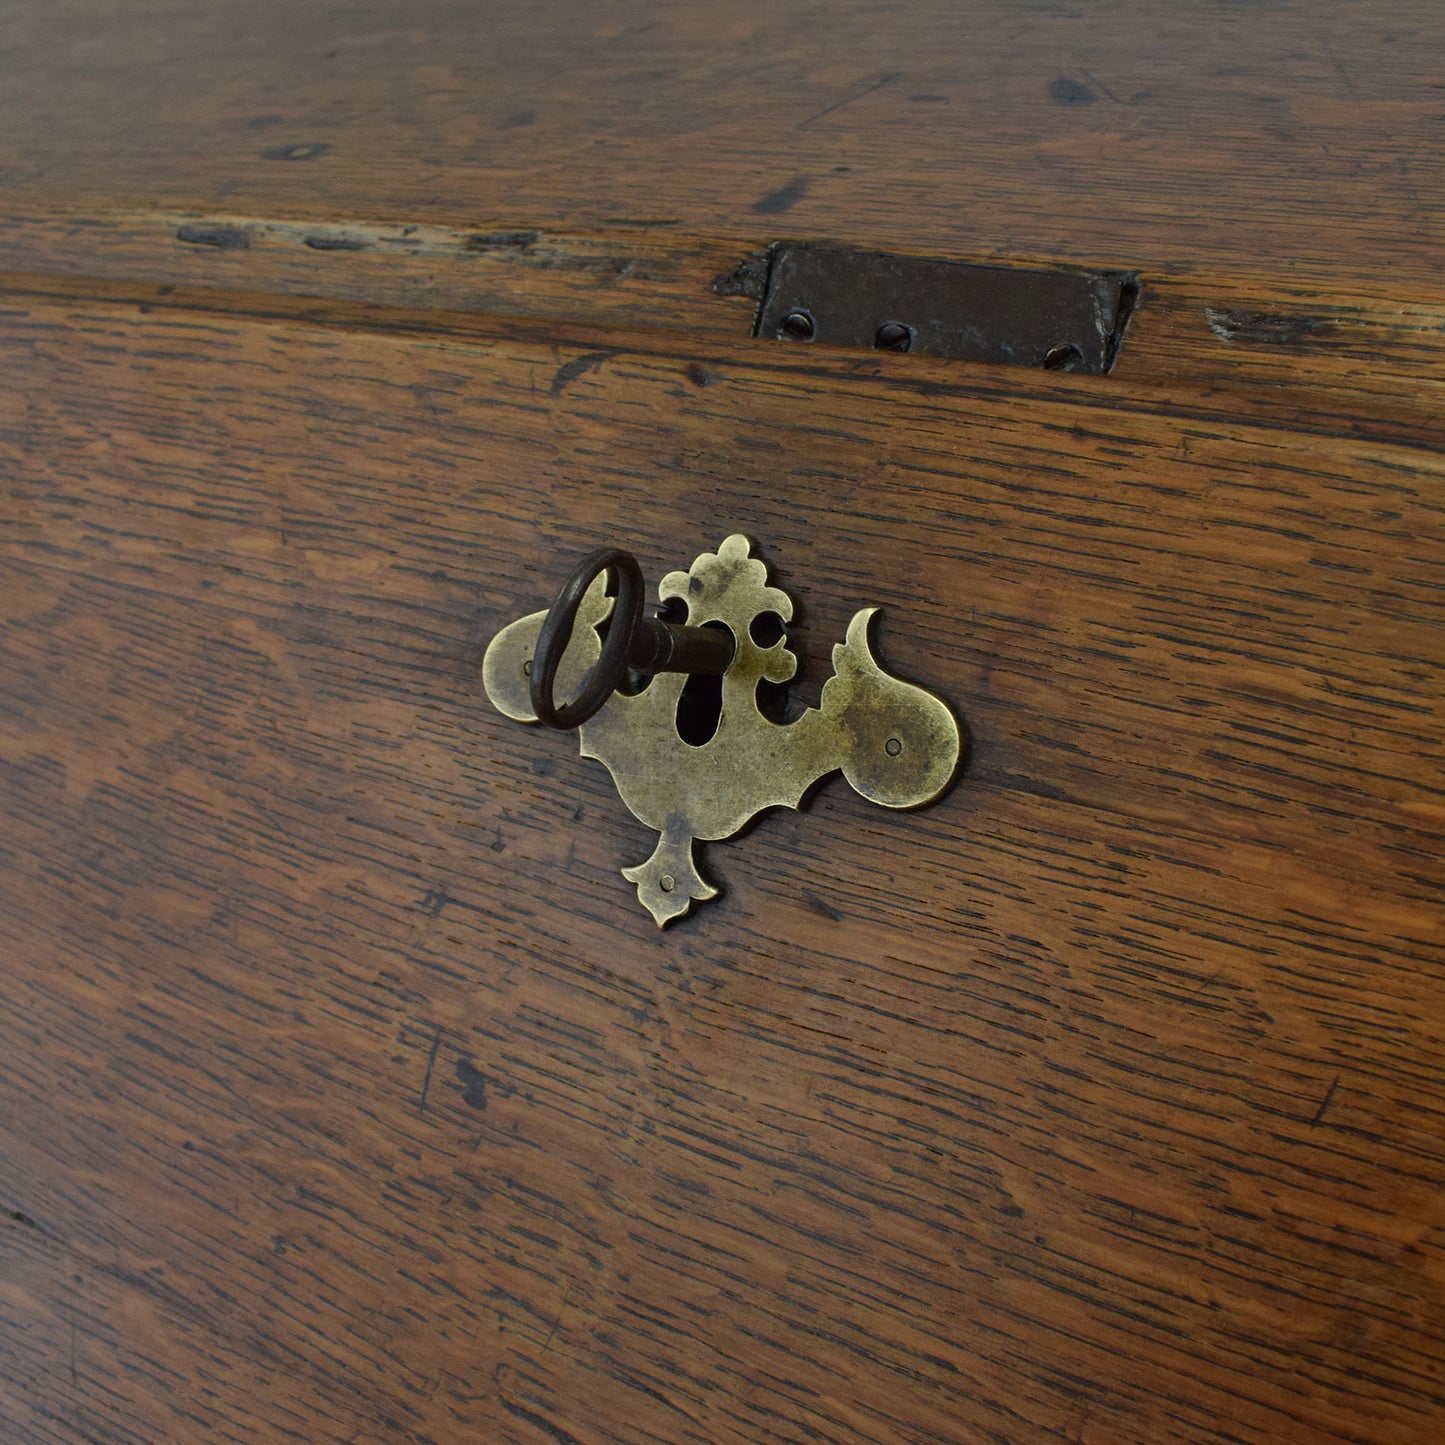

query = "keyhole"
[674,623,733,747]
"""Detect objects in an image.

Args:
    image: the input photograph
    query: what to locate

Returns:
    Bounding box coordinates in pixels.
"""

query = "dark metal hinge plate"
[755,243,1138,374]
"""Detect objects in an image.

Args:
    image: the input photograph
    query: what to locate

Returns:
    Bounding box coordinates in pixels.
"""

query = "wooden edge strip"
[1,206,1441,442]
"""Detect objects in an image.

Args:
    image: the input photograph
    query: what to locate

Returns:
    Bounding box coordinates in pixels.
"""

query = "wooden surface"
[1,288,1442,1444]
[3,214,1444,451]
[3,0,1444,291]
[2,4,1444,1444]
[4,0,1444,439]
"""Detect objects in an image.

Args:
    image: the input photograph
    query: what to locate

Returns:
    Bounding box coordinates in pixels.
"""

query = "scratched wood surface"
[5,0,1445,447]
[1,287,1442,1445]
[3,3,1445,1443]
[4,212,1444,454]
[3,0,1444,292]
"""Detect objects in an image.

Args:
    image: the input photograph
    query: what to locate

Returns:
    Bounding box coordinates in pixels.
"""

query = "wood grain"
[2,0,1443,295]
[1,290,1441,1444]
[3,3,1443,1440]
[3,210,1444,446]
[5,0,1445,444]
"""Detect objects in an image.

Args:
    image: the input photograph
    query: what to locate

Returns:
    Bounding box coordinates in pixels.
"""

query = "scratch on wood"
[803,889,844,922]
[798,71,902,129]
[418,1023,442,1116]
[1311,1074,1342,1125]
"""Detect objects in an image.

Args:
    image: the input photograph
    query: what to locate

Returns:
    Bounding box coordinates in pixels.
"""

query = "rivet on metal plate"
[483,535,965,926]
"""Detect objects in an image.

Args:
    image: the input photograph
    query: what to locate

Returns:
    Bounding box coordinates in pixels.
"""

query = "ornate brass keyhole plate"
[483,535,964,926]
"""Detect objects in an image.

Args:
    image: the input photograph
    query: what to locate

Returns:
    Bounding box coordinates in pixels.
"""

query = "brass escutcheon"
[483,535,964,926]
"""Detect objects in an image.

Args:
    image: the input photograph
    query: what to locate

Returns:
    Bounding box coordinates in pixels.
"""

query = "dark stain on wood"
[549,348,617,395]
[260,142,332,161]
[466,230,542,251]
[175,223,250,250]
[1051,76,1097,105]
[302,232,370,252]
[455,1059,489,1111]
[751,178,811,215]
[1205,307,1334,347]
